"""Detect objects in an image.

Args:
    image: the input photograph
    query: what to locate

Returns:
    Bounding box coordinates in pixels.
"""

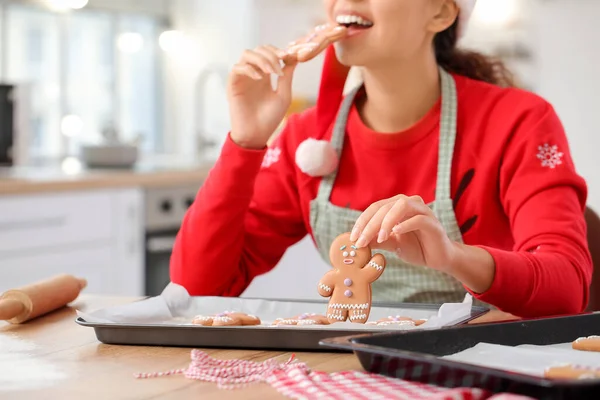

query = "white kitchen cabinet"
[0,245,113,295]
[109,188,145,296]
[0,188,144,296]
[0,190,114,254]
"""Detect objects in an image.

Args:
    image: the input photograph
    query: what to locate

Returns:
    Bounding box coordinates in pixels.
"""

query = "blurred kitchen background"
[0,0,598,299]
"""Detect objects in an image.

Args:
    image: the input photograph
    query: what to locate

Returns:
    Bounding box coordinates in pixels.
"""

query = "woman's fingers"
[351,200,387,242]
[231,45,289,82]
[392,214,441,237]
[254,45,285,76]
[352,195,432,247]
[379,196,431,241]
[231,63,264,80]
[239,48,279,76]
[354,202,394,248]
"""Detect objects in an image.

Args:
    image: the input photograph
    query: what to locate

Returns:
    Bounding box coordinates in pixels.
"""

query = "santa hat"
[456,0,477,37]
[295,0,477,177]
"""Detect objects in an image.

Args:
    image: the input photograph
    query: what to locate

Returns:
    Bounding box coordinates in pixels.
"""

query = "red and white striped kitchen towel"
[135,350,534,400]
[266,367,534,400]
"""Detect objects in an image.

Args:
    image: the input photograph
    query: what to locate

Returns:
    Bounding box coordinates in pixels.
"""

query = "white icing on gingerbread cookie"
[272,313,330,326]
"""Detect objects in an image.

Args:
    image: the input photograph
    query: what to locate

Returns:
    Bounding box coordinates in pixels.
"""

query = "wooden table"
[0,295,517,400]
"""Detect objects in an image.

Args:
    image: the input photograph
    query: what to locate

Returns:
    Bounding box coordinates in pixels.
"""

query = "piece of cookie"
[272,313,330,326]
[376,321,417,327]
[366,316,427,327]
[384,316,427,326]
[544,364,600,380]
[366,320,416,327]
[282,23,347,63]
[572,335,600,352]
[192,311,261,327]
[318,232,386,324]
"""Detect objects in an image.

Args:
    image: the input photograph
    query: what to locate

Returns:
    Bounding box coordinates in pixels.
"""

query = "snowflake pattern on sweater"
[261,147,281,168]
[537,143,564,169]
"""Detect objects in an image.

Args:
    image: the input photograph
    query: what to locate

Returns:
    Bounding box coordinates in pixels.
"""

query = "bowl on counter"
[79,144,139,169]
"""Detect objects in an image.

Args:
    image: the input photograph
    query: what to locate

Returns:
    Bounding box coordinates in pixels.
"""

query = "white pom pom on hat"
[295,138,339,177]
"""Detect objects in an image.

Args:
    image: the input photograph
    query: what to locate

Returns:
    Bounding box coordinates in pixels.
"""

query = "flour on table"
[0,334,67,391]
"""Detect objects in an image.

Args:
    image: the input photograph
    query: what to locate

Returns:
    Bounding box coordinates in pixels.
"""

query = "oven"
[144,185,198,296]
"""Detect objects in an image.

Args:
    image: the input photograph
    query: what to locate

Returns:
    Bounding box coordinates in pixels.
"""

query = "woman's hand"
[226,24,347,150]
[350,195,458,271]
[227,45,297,150]
[349,194,496,293]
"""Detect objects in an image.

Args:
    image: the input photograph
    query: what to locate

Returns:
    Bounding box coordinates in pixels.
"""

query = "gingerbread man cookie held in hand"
[318,232,386,324]
[282,23,347,64]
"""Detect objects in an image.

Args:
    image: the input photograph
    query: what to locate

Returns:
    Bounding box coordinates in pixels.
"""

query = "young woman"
[170,0,592,318]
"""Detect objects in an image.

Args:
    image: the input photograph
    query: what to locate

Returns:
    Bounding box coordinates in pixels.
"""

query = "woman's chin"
[333,43,371,67]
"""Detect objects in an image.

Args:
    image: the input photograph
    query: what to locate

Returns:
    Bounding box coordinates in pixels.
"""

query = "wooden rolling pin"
[0,274,87,324]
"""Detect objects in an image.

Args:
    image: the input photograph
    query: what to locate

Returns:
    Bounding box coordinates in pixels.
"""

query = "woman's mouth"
[335,14,374,28]
[335,14,373,37]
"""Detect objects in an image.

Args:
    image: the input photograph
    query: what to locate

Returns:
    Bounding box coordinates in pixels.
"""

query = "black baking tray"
[75,298,488,351]
[320,312,600,399]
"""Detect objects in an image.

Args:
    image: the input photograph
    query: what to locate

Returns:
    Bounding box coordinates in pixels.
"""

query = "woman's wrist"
[229,132,269,150]
[448,242,496,294]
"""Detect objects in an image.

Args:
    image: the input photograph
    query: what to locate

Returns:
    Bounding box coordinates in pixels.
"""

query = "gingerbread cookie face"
[192,311,260,327]
[329,233,372,269]
[318,232,386,324]
[272,313,330,326]
[283,23,347,63]
[572,335,600,352]
[544,364,600,380]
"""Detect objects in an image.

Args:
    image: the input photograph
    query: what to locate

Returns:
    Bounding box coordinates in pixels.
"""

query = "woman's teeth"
[335,15,374,28]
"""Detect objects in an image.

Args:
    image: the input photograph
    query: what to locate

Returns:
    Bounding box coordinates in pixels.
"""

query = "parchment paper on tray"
[442,342,600,377]
[77,283,474,331]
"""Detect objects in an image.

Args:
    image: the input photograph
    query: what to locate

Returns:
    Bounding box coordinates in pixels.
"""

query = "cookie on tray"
[272,313,330,326]
[572,335,600,352]
[544,364,600,380]
[192,311,261,327]
[366,316,427,327]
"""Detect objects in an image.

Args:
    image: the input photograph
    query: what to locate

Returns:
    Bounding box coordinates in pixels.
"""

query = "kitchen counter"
[0,154,215,195]
[0,294,518,399]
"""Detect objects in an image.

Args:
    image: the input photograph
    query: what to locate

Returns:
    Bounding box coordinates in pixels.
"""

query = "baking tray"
[320,312,600,399]
[76,298,488,351]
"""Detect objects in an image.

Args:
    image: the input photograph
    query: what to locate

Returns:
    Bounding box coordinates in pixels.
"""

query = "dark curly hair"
[434,19,514,87]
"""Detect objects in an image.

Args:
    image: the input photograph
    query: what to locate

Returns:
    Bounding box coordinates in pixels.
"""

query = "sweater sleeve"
[470,100,593,317]
[170,114,307,296]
